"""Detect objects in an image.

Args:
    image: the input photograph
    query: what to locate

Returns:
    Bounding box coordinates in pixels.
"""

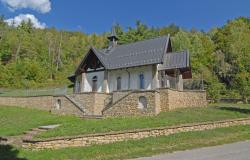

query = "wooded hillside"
[0,16,249,101]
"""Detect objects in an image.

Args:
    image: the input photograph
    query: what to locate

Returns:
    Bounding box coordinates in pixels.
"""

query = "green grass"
[0,87,73,97]
[0,106,60,136]
[0,103,249,139]
[0,89,54,97]
[2,125,250,160]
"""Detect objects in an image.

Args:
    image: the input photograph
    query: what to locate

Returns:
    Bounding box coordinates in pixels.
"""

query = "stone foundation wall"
[166,89,207,110]
[103,90,157,116]
[0,89,207,117]
[103,89,207,116]
[0,93,110,116]
[93,93,110,115]
[72,92,109,115]
[52,96,84,116]
[159,89,169,112]
[22,118,250,150]
[73,93,95,114]
[112,91,131,103]
[0,96,53,111]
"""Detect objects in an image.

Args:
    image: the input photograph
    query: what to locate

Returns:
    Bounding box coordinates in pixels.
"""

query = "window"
[139,73,145,89]
[117,76,121,91]
[56,99,61,110]
[92,76,98,92]
[138,96,147,109]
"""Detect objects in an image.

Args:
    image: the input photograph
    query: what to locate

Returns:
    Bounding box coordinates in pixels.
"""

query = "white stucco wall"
[83,71,104,92]
[79,65,157,93]
[107,65,154,93]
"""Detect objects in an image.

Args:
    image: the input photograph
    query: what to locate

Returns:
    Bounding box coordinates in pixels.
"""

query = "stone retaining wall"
[22,118,250,150]
[0,96,53,111]
[0,95,85,116]
[103,89,207,116]
[52,96,84,116]
[163,89,207,111]
[0,89,207,117]
[103,90,158,116]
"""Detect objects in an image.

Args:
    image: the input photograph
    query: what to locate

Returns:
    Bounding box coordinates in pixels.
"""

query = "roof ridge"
[110,35,169,49]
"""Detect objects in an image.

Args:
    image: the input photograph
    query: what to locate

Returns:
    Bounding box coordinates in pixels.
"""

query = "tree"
[159,23,180,36]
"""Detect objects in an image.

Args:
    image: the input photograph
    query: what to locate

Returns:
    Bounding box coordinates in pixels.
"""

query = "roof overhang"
[74,47,106,75]
[158,50,192,79]
[68,75,76,83]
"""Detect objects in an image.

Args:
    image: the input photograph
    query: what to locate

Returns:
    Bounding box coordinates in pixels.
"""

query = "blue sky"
[0,0,250,34]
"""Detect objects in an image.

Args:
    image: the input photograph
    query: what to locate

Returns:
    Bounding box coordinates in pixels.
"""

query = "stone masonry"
[0,88,207,117]
[103,89,207,116]
[0,96,53,111]
[103,90,158,116]
[22,118,250,150]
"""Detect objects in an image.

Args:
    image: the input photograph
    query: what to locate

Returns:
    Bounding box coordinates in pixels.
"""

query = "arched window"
[139,73,145,89]
[138,96,147,109]
[56,99,61,110]
[117,76,121,91]
[92,76,98,92]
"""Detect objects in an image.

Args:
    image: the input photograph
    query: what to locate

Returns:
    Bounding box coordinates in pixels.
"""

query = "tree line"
[0,16,249,102]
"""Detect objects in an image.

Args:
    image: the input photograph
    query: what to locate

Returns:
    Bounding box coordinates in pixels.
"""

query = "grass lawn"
[1,125,250,160]
[0,106,60,136]
[0,103,249,139]
[0,88,73,97]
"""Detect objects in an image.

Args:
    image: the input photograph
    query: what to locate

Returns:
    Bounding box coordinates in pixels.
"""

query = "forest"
[0,16,249,101]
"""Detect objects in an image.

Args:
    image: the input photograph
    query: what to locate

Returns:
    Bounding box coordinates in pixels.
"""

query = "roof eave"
[107,62,160,70]
[160,34,170,64]
[74,47,107,75]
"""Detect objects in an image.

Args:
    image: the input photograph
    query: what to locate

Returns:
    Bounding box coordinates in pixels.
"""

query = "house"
[69,28,192,93]
[62,27,207,117]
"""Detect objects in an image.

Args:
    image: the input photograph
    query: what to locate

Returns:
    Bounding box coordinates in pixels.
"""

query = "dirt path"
[0,124,60,147]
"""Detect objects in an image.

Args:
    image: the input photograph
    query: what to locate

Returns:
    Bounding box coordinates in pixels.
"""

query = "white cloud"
[5,14,46,29]
[1,0,51,13]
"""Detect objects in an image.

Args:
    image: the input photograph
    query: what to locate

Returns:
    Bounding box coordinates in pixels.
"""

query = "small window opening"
[138,96,147,109]
[139,74,145,89]
[56,99,61,110]
[117,76,121,91]
[92,76,98,92]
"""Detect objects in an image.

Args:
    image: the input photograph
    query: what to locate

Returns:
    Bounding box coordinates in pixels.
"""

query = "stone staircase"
[65,95,91,115]
[104,94,113,107]
[102,91,133,113]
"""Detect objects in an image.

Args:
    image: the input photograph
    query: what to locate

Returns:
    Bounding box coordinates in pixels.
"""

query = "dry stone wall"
[0,89,207,117]
[0,96,53,111]
[159,89,169,112]
[73,92,109,115]
[52,96,84,116]
[103,89,207,116]
[166,89,207,110]
[22,118,250,150]
[103,90,157,116]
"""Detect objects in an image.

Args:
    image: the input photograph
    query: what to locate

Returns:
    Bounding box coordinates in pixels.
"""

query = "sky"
[0,0,250,34]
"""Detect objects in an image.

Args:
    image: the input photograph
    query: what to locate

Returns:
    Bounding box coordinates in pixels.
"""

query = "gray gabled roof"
[93,35,170,70]
[158,50,190,70]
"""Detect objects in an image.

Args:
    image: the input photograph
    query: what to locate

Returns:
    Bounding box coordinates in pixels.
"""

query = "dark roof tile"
[94,35,170,69]
[158,50,190,70]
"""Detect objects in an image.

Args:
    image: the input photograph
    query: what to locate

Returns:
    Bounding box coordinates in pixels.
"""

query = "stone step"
[65,95,91,115]
[24,130,39,135]
[38,124,61,130]
[81,115,104,119]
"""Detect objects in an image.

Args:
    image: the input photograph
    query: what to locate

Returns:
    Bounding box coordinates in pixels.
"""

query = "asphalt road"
[134,140,250,160]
